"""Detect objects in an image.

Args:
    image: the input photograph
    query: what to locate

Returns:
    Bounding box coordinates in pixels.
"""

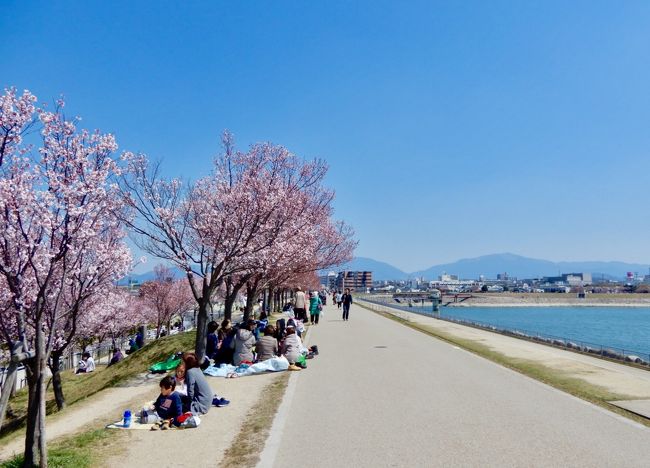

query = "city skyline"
[3,1,650,272]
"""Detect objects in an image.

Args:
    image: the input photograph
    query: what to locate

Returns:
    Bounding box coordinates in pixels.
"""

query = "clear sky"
[3,1,650,273]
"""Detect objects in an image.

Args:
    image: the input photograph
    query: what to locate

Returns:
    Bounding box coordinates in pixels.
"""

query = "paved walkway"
[259,303,650,468]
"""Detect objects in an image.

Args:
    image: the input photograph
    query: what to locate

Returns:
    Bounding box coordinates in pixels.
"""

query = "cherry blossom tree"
[0,88,132,466]
[139,265,194,338]
[120,132,339,359]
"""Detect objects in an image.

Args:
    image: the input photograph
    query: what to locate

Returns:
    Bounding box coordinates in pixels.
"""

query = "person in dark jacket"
[205,321,219,361]
[107,348,123,367]
[215,320,235,365]
[152,375,183,428]
[342,288,353,321]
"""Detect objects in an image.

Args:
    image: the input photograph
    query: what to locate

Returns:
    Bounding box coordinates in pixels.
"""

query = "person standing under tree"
[309,291,323,325]
[342,288,353,321]
[294,287,307,322]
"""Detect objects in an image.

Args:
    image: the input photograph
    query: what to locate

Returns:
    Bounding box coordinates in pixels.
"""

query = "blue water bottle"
[123,410,132,428]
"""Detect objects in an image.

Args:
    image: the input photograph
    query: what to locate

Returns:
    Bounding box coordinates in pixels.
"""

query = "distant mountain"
[413,253,650,281]
[330,256,408,281]
[117,266,185,285]
[123,253,650,284]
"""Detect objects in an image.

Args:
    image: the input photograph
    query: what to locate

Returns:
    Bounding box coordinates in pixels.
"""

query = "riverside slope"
[260,303,650,468]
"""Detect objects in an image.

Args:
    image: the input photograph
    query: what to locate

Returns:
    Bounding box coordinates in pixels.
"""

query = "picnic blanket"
[204,355,289,377]
[106,419,154,430]
[149,353,182,373]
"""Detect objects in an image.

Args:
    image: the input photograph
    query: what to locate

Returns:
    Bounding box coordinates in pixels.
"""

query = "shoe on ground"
[215,398,230,407]
[150,423,159,431]
[288,364,301,371]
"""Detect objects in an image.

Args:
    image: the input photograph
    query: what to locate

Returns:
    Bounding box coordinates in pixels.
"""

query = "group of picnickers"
[131,285,356,430]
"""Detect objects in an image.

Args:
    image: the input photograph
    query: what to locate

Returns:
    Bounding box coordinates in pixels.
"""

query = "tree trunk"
[194,299,209,362]
[244,283,258,321]
[49,350,66,410]
[224,292,236,321]
[0,360,18,430]
[24,367,40,467]
[38,366,47,468]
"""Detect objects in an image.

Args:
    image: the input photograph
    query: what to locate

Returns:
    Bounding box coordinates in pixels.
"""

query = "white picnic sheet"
[204,355,289,377]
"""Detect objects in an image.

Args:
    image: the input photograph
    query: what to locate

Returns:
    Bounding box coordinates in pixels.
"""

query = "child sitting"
[151,376,183,430]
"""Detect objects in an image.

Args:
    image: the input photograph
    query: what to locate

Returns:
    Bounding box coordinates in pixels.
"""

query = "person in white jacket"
[76,352,95,374]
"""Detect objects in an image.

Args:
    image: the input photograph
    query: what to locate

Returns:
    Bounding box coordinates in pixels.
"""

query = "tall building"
[336,271,373,291]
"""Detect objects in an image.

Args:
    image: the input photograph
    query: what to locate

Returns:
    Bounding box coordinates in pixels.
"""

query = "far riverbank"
[446,292,650,307]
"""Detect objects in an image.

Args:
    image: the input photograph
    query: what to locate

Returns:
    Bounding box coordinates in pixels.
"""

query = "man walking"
[294,287,307,322]
[341,288,353,321]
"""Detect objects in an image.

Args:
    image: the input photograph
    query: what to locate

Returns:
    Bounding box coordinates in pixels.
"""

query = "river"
[402,304,650,358]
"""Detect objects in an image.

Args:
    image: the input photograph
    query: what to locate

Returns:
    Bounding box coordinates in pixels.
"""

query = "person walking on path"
[341,288,353,321]
[335,290,343,309]
[294,287,307,322]
[309,291,323,325]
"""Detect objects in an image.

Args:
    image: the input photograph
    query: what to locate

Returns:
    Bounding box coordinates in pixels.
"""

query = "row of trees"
[0,88,354,467]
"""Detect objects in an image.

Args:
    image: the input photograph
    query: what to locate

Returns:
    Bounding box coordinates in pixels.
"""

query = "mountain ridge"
[123,253,650,283]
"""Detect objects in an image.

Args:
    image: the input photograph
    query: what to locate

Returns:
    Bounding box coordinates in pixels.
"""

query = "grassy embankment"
[1,332,195,466]
[358,302,650,427]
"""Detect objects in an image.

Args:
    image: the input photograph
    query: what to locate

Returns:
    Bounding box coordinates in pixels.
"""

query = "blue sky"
[3,1,650,272]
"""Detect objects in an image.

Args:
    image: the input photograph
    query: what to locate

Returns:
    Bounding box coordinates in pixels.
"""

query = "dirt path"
[0,376,160,461]
[103,372,282,468]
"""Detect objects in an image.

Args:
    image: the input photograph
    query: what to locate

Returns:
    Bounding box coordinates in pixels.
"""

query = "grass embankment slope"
[1,331,194,439]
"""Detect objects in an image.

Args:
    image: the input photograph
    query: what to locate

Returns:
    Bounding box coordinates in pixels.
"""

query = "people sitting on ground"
[282,301,293,314]
[255,325,279,362]
[256,312,269,336]
[281,326,303,371]
[151,375,183,430]
[205,321,219,362]
[175,362,188,396]
[286,318,303,338]
[182,352,215,414]
[76,352,95,374]
[214,320,235,365]
[233,319,257,366]
[107,348,123,367]
[309,291,323,325]
[275,318,286,341]
[126,337,139,355]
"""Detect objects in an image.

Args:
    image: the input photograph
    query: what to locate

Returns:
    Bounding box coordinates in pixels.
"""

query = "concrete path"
[259,303,650,468]
[361,299,650,399]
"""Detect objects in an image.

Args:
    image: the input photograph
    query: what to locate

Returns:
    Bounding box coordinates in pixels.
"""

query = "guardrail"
[359,296,650,368]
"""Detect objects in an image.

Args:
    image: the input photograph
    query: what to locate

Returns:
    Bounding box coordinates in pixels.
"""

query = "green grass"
[1,428,127,468]
[359,302,650,427]
[1,332,195,439]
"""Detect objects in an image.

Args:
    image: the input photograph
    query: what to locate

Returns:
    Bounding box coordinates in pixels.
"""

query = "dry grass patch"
[220,373,290,468]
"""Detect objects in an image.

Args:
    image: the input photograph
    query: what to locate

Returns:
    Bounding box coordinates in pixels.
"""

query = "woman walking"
[309,291,323,325]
